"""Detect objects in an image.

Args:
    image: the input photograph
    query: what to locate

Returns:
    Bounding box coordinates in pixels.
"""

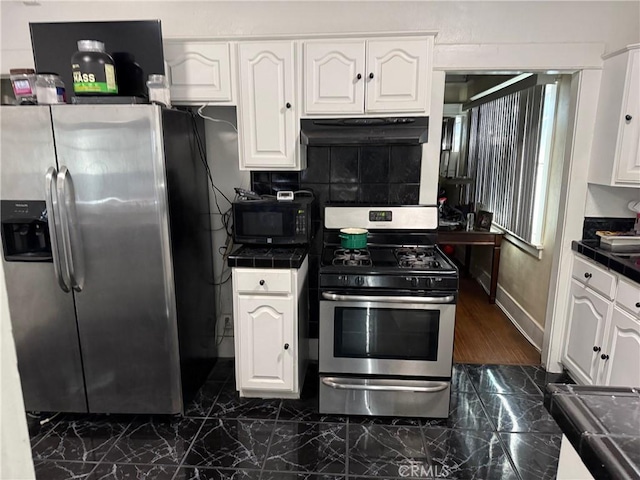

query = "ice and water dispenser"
[1,200,52,261]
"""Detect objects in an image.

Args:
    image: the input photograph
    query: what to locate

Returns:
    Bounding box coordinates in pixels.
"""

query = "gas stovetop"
[320,245,458,292]
[319,205,459,291]
[321,246,455,273]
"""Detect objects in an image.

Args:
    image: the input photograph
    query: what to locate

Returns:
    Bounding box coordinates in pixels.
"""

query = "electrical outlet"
[221,314,233,337]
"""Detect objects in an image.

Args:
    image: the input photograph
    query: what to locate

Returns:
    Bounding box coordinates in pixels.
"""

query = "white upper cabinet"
[303,37,433,115]
[589,45,640,186]
[163,41,234,103]
[304,41,366,114]
[365,38,430,113]
[238,41,301,170]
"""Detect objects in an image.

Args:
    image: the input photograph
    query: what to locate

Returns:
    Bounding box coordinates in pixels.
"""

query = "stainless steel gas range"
[318,205,458,418]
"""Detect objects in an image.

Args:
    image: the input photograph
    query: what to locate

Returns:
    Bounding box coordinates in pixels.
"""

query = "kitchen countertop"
[227,245,308,269]
[572,240,640,284]
[544,384,640,480]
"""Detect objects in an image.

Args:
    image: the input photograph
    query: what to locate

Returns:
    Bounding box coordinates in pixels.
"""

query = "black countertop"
[572,240,640,284]
[545,384,640,479]
[227,246,308,269]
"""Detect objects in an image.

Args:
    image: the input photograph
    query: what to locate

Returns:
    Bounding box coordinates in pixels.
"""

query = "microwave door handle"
[45,167,70,292]
[322,377,449,393]
[321,292,455,304]
[57,166,84,292]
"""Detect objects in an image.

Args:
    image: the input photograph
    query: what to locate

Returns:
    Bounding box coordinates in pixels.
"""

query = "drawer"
[616,279,640,317]
[572,255,616,300]
[234,269,292,294]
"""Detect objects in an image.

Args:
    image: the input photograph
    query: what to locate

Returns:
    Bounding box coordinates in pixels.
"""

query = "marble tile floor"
[29,360,574,480]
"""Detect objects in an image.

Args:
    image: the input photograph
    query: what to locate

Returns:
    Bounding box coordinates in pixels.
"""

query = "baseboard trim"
[473,269,544,352]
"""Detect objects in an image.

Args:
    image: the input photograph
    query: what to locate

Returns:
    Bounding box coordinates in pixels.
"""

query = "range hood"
[300,117,429,146]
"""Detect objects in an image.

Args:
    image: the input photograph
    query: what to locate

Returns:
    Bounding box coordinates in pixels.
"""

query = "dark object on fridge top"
[30,20,164,100]
[475,210,493,231]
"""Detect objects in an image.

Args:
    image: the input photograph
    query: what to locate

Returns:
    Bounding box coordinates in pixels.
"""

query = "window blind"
[467,83,554,245]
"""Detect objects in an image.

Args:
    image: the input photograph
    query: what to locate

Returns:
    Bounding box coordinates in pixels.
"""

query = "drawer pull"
[593,346,601,352]
[584,272,592,279]
[284,343,289,350]
[259,280,265,286]
[601,354,610,360]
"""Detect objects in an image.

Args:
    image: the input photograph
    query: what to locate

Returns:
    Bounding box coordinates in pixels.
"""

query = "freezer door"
[0,106,86,412]
[50,105,182,414]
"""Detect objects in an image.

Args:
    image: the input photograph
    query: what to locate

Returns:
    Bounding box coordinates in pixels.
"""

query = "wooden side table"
[436,229,504,303]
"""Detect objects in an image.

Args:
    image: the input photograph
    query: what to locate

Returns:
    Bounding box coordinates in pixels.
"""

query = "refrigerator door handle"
[57,166,85,292]
[45,167,71,292]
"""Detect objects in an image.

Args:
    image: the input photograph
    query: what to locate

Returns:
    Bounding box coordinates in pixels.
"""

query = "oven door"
[319,291,455,377]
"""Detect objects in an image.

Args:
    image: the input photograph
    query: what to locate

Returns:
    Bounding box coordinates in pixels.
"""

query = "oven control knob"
[425,278,434,288]
[338,275,348,286]
[410,277,419,287]
[355,276,365,286]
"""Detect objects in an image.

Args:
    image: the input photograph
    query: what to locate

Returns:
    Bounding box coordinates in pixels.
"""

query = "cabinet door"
[164,42,233,102]
[237,296,295,391]
[563,280,611,385]
[304,41,365,114]
[599,307,640,386]
[615,49,640,183]
[365,38,431,113]
[238,42,297,170]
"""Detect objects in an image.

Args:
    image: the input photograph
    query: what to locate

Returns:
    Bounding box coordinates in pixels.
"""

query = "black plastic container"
[71,40,118,95]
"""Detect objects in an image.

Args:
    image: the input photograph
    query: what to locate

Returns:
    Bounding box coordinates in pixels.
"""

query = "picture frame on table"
[475,210,493,231]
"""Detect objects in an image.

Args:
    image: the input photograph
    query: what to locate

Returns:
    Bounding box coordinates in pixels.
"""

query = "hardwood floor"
[454,276,541,365]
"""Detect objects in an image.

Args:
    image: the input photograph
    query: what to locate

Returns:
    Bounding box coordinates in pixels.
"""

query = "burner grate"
[332,248,372,267]
[395,247,441,269]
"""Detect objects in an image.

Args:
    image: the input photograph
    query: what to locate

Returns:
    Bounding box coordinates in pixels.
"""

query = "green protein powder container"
[71,40,118,95]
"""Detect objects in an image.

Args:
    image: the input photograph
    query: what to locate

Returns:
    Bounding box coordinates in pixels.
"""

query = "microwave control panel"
[295,209,307,235]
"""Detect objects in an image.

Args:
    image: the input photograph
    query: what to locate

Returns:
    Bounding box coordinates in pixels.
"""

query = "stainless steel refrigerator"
[0,105,216,414]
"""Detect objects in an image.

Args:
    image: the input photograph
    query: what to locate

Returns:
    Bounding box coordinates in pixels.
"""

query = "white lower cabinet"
[232,258,308,398]
[563,280,610,385]
[237,296,294,392]
[562,253,640,387]
[598,307,640,386]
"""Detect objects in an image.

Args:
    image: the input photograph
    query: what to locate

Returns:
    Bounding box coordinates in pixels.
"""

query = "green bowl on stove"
[339,228,368,249]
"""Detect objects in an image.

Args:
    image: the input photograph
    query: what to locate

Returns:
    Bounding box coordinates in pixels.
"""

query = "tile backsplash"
[251,145,422,210]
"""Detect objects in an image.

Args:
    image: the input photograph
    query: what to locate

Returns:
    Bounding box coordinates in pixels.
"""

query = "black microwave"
[232,196,314,245]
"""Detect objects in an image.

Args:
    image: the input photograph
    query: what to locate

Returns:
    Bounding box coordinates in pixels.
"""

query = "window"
[467,76,558,248]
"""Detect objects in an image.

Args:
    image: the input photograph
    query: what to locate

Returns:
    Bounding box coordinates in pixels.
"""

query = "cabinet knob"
[636,302,640,308]
[593,346,601,352]
[625,114,632,122]
[601,354,609,360]
[285,102,291,109]
[584,272,592,279]
[369,72,374,79]
[259,280,265,286]
[357,73,362,80]
[284,343,289,350]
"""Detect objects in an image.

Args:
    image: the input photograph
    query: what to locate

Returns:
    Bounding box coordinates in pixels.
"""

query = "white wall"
[585,184,640,217]
[201,106,247,357]
[2,1,640,72]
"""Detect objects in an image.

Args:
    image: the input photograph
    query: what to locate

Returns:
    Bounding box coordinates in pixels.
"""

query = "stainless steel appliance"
[232,195,314,245]
[318,205,458,418]
[0,105,215,414]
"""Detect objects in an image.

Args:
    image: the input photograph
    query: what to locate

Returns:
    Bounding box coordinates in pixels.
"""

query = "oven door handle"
[322,377,449,393]
[321,292,455,304]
